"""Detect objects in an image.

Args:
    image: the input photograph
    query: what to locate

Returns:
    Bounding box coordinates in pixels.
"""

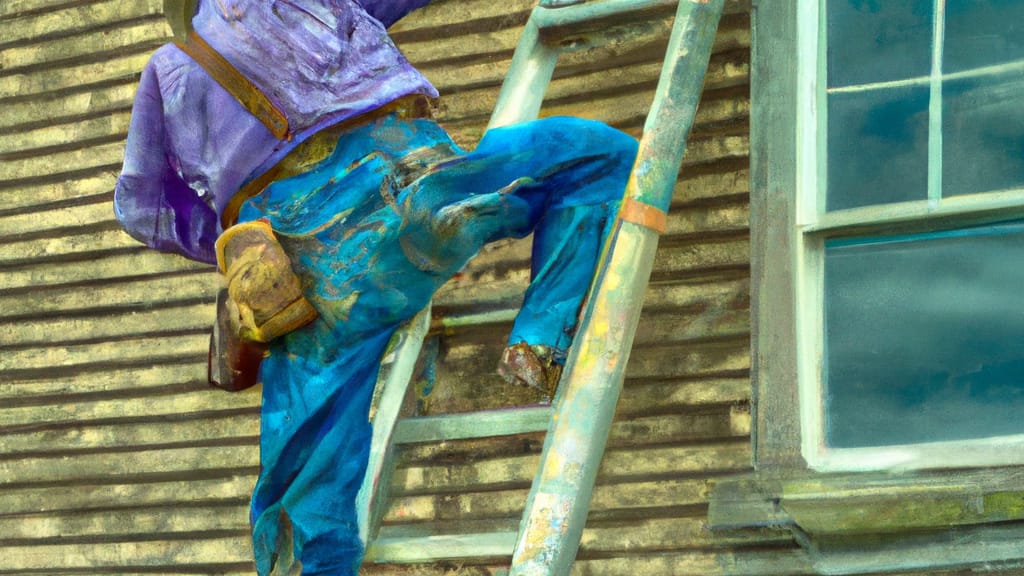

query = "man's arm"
[114,61,219,264]
[356,0,432,28]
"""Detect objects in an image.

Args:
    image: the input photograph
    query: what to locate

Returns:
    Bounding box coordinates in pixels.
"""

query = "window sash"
[795,0,1024,471]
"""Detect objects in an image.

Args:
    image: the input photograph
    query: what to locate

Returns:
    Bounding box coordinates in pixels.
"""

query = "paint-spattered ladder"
[357,1,724,573]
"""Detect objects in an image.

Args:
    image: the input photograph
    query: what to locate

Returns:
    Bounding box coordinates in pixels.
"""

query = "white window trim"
[791,0,1024,472]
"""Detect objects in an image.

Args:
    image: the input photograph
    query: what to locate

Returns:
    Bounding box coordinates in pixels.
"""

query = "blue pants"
[238,115,637,575]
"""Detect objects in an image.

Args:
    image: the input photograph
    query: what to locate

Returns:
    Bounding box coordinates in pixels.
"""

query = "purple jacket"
[114,0,438,264]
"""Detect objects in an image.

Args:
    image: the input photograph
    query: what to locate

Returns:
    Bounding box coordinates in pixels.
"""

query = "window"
[709,3,1024,571]
[786,0,1024,471]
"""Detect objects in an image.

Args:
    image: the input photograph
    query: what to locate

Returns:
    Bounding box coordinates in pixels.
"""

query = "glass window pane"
[827,0,933,88]
[823,221,1024,448]
[944,0,1024,73]
[942,70,1024,197]
[827,87,929,211]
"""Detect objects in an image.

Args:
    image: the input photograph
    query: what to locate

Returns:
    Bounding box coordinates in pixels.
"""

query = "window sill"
[708,467,1024,574]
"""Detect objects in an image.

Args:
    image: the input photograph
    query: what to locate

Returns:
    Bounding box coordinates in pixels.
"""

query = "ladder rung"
[364,531,517,563]
[393,406,553,444]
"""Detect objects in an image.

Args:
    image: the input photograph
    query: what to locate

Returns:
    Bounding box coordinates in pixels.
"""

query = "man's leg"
[398,116,638,391]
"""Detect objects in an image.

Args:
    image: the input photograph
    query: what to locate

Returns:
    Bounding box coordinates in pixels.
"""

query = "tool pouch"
[207,219,319,391]
[208,288,268,392]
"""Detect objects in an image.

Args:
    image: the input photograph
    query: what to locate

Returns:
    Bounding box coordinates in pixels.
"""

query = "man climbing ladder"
[114,1,644,573]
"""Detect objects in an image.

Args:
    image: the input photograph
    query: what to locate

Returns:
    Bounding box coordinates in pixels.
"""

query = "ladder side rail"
[508,2,726,574]
[356,305,433,545]
[488,14,559,129]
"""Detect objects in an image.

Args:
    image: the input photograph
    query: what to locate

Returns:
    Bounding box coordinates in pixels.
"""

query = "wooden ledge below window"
[708,467,1024,574]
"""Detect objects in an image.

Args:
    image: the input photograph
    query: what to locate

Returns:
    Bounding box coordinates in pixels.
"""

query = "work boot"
[497,342,564,401]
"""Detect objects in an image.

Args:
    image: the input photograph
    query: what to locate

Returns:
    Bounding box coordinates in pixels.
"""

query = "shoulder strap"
[174,30,291,140]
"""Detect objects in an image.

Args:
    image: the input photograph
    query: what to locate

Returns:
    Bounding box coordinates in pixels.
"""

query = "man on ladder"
[114,1,639,573]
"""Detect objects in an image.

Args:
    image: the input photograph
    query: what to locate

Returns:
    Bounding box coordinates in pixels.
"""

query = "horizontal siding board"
[0,476,255,517]
[0,387,258,429]
[384,478,712,523]
[0,200,116,238]
[578,516,792,553]
[0,445,259,486]
[388,0,749,36]
[0,20,168,74]
[0,51,152,100]
[0,140,125,182]
[0,173,114,211]
[366,531,517,563]
[437,56,748,140]
[667,199,749,237]
[4,536,253,572]
[0,110,131,155]
[605,411,745,447]
[0,228,154,269]
[621,377,752,413]
[0,81,136,132]
[0,271,217,319]
[388,0,532,34]
[2,302,214,348]
[652,234,750,275]
[625,339,749,380]
[0,0,163,47]
[0,363,208,400]
[0,0,76,18]
[0,505,248,543]
[0,333,209,374]
[677,167,750,202]
[629,307,748,344]
[400,27,521,68]
[682,134,749,168]
[0,413,258,457]
[0,251,210,291]
[568,549,811,576]
[431,276,750,354]
[392,442,749,494]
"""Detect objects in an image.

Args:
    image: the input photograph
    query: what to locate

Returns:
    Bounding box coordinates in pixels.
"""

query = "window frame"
[710,3,1024,571]
[759,0,1024,473]
[709,0,1024,570]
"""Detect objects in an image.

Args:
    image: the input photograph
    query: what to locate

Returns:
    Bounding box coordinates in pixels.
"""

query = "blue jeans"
[238,114,637,575]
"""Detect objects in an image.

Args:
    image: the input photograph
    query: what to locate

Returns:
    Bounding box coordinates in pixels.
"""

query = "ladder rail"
[508,1,726,574]
[356,305,432,544]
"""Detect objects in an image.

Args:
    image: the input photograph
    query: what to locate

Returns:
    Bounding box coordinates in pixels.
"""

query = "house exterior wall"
[0,0,897,574]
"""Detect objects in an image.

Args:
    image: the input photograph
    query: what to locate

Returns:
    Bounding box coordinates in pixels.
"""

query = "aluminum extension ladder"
[357,1,724,574]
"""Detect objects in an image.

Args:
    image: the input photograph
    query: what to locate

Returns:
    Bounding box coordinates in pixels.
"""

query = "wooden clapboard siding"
[0,0,258,573]
[0,0,878,574]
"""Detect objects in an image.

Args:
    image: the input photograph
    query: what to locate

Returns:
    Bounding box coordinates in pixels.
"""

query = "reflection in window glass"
[943,72,1024,197]
[827,0,933,88]
[823,222,1024,448]
[944,0,1024,73]
[827,87,929,211]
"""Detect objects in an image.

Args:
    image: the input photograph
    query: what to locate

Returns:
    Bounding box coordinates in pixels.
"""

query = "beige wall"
[0,0,797,573]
